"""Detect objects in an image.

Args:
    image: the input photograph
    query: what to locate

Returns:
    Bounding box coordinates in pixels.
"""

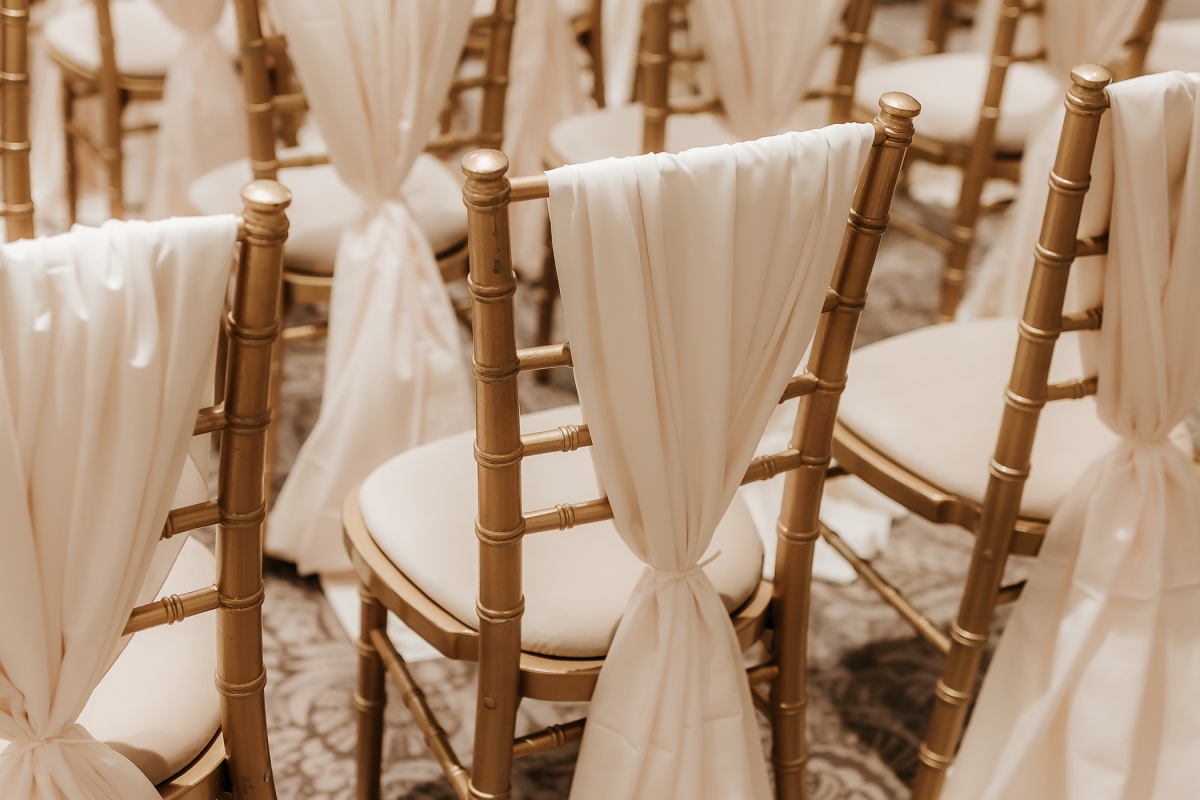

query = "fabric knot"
[1,724,94,754]
[654,550,722,582]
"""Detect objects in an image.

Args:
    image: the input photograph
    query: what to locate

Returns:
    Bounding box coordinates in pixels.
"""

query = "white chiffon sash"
[942,71,1200,800]
[147,0,244,219]
[266,0,475,575]
[691,0,844,140]
[548,125,874,800]
[0,216,237,800]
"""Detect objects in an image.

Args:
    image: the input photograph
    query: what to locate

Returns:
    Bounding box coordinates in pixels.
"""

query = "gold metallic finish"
[511,719,586,759]
[161,500,221,540]
[516,342,572,371]
[520,424,592,455]
[1,0,32,239]
[123,586,221,636]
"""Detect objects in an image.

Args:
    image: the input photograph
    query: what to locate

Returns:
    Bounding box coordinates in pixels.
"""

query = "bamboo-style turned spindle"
[773,91,919,800]
[1,0,33,240]
[218,179,290,800]
[911,65,1112,800]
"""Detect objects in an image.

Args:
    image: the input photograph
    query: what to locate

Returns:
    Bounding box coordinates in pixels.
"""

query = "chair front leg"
[355,586,388,800]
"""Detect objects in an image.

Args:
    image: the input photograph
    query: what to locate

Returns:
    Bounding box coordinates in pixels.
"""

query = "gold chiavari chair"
[187,0,519,494]
[854,0,1166,321]
[0,180,290,798]
[532,0,878,352]
[44,0,237,222]
[1,0,33,241]
[816,65,1194,799]
[342,92,918,800]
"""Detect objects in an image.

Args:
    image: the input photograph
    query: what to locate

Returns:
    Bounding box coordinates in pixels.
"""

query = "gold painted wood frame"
[112,180,290,800]
[827,65,1115,800]
[1,0,33,240]
[533,0,881,360]
[344,93,919,800]
[853,0,1165,321]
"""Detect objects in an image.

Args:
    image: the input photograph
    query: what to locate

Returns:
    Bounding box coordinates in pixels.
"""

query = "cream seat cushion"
[1147,19,1200,74]
[839,319,1193,521]
[359,404,765,659]
[856,52,1061,153]
[44,0,237,78]
[0,537,220,787]
[547,103,741,166]
[188,154,468,277]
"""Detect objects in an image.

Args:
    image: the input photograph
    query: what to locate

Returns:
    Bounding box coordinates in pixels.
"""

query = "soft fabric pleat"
[266,0,475,575]
[942,71,1200,800]
[146,0,245,219]
[0,216,237,799]
[548,125,874,800]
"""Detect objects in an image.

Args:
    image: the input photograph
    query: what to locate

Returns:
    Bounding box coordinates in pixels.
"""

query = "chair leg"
[61,79,77,227]
[103,95,125,220]
[264,283,285,509]
[355,586,388,800]
[533,221,559,380]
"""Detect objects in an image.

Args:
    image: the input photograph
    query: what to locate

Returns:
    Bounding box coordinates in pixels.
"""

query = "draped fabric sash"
[942,71,1200,800]
[147,0,244,218]
[0,216,237,800]
[266,0,475,575]
[549,125,874,800]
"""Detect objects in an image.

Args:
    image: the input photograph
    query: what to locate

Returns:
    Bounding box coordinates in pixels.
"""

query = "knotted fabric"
[0,216,237,799]
[942,71,1200,800]
[266,0,475,574]
[690,0,845,139]
[548,125,874,800]
[958,0,1149,318]
[146,0,244,218]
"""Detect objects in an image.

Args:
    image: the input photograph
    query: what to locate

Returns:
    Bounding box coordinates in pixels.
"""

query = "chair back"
[637,0,879,150]
[458,91,917,798]
[232,0,519,179]
[0,0,32,240]
[127,180,291,797]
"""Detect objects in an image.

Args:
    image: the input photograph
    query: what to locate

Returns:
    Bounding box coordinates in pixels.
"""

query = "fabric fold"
[549,125,874,799]
[942,71,1200,800]
[266,0,476,575]
[0,215,238,800]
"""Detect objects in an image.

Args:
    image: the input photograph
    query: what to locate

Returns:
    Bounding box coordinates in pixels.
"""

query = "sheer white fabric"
[958,0,1147,318]
[506,0,587,276]
[146,0,244,219]
[266,0,475,575]
[0,216,237,799]
[602,0,642,107]
[548,124,874,799]
[690,0,844,139]
[942,71,1200,800]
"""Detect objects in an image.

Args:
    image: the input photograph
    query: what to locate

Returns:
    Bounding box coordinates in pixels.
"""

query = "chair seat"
[546,103,741,166]
[838,319,1194,521]
[44,0,237,79]
[0,537,219,787]
[188,154,467,277]
[1147,19,1200,74]
[856,52,1061,153]
[358,404,765,659]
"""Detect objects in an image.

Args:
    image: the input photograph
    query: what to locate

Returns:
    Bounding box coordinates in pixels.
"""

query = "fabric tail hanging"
[548,125,874,799]
[602,0,643,108]
[146,0,244,219]
[941,71,1200,800]
[505,0,586,277]
[0,216,237,800]
[266,0,475,576]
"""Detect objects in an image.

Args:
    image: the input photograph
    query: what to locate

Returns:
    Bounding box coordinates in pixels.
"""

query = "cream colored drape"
[0,216,237,799]
[942,71,1200,800]
[602,0,643,107]
[505,0,587,276]
[690,0,844,139]
[266,0,475,575]
[958,0,1147,318]
[146,0,245,219]
[549,125,874,799]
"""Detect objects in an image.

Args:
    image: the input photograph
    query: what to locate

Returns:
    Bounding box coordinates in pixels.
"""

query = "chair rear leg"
[533,219,558,358]
[355,586,387,800]
[61,79,77,226]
